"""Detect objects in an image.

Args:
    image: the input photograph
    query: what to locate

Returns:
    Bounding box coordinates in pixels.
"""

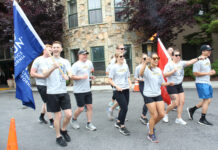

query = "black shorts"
[36,85,47,103]
[74,92,92,107]
[167,83,184,94]
[46,93,71,113]
[143,95,163,104]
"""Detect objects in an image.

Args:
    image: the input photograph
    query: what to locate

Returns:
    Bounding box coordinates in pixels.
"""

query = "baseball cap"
[200,45,213,51]
[78,49,89,55]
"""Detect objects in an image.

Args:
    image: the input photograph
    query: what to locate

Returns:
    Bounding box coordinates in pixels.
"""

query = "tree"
[0,0,64,52]
[184,0,218,45]
[121,0,200,46]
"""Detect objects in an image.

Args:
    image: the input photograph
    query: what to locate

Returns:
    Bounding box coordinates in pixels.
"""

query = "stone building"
[62,0,218,85]
[62,0,146,84]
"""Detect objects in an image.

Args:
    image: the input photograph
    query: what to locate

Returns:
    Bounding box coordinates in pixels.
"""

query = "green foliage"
[208,20,218,34]
[184,65,195,79]
[211,60,218,76]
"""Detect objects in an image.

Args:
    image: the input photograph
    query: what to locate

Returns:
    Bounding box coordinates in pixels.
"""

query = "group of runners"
[31,41,216,146]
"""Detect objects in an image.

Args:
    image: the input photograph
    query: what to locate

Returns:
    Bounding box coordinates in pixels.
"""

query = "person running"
[162,50,206,125]
[30,44,54,128]
[70,49,97,131]
[134,54,148,125]
[42,41,72,147]
[107,44,127,119]
[187,45,216,126]
[139,52,174,143]
[108,51,132,136]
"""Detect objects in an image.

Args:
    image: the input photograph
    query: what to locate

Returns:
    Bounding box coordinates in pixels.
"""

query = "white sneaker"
[71,119,80,129]
[163,114,169,123]
[86,123,97,131]
[175,118,187,125]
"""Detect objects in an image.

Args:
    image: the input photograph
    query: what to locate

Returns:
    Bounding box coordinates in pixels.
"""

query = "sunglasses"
[119,55,124,58]
[175,54,181,57]
[143,57,146,60]
[119,48,126,50]
[152,57,160,61]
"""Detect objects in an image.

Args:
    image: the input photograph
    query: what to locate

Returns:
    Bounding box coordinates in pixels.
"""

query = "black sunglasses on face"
[175,54,181,57]
[119,55,124,58]
[143,57,146,60]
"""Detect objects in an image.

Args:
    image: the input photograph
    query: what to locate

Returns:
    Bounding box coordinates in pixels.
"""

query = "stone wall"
[62,0,144,85]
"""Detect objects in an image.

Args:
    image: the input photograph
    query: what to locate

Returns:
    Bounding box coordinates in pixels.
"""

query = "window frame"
[114,0,128,22]
[68,0,78,28]
[88,0,103,24]
[91,46,105,76]
[124,44,132,74]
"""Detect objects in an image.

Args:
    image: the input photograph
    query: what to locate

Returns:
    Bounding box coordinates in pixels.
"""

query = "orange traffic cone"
[7,118,18,150]
[134,81,140,92]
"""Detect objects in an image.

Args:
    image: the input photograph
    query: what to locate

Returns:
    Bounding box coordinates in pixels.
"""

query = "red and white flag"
[157,38,171,105]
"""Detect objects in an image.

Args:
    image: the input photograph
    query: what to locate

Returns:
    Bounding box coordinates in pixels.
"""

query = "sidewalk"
[1,81,217,93]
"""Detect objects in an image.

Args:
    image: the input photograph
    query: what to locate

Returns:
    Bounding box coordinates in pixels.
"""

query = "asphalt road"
[0,89,218,150]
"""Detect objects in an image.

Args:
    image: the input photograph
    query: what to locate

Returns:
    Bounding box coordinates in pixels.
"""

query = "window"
[124,44,132,73]
[91,46,105,76]
[68,0,78,28]
[70,49,79,65]
[142,44,147,54]
[88,0,102,24]
[114,0,127,22]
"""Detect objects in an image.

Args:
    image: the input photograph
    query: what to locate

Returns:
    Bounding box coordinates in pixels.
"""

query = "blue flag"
[13,1,45,109]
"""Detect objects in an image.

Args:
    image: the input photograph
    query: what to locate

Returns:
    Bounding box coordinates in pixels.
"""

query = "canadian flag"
[157,38,171,105]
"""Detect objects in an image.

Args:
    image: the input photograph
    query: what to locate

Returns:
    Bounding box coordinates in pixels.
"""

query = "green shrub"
[211,60,218,76]
[184,65,195,79]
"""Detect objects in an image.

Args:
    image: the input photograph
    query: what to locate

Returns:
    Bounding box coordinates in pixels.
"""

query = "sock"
[201,113,206,120]
[49,118,54,123]
[40,113,45,118]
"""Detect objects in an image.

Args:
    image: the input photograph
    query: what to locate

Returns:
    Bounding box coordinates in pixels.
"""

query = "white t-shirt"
[164,61,187,85]
[109,63,130,90]
[193,58,211,84]
[43,57,71,94]
[143,66,165,97]
[134,64,143,80]
[31,56,47,86]
[71,60,93,93]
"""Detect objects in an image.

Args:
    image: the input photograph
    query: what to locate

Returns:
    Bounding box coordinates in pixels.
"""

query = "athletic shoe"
[198,118,213,126]
[86,123,97,131]
[116,106,120,110]
[175,118,187,125]
[60,130,71,142]
[162,114,169,123]
[56,136,67,147]
[119,127,130,136]
[108,101,114,107]
[107,108,114,121]
[140,116,148,125]
[114,122,121,129]
[147,134,159,143]
[187,107,194,120]
[49,121,54,129]
[39,116,48,124]
[71,119,80,129]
